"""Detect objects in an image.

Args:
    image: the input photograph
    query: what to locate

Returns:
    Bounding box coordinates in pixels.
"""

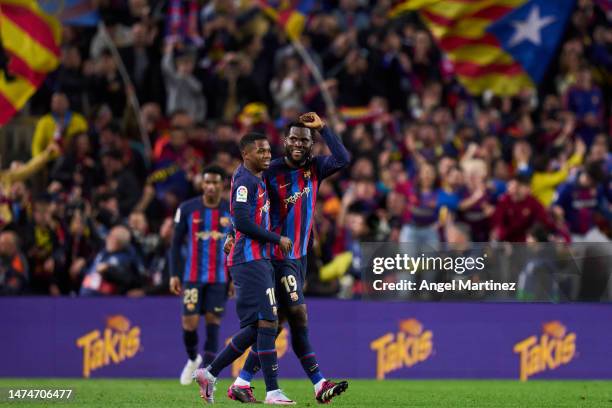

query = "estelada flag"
[390,0,575,96]
[0,0,61,125]
[258,0,315,40]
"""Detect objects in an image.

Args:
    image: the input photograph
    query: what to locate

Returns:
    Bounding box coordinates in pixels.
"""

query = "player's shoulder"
[269,157,285,168]
[179,196,202,211]
[174,197,200,222]
[219,199,231,212]
[233,166,256,185]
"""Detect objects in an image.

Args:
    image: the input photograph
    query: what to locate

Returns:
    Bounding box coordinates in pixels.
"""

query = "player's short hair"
[285,121,314,138]
[239,132,268,152]
[202,165,226,179]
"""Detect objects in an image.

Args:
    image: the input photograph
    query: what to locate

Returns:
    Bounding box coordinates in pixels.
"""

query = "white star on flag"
[508,6,556,47]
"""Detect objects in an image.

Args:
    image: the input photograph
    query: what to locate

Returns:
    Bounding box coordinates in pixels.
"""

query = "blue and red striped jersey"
[171,197,231,283]
[554,181,609,235]
[228,165,272,266]
[265,127,350,259]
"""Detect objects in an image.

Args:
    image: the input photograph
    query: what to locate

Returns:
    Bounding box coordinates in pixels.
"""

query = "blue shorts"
[182,282,228,316]
[229,259,278,327]
[272,257,307,308]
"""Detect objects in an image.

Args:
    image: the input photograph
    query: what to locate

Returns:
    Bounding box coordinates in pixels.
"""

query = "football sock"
[203,323,219,365]
[257,326,279,392]
[291,325,324,384]
[208,325,257,377]
[183,329,198,361]
[237,346,259,384]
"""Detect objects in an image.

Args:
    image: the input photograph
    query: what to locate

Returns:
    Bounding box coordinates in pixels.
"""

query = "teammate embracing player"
[227,112,351,403]
[170,165,233,385]
[194,133,295,404]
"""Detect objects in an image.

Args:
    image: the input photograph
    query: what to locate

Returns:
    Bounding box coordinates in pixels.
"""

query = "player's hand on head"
[279,236,293,255]
[299,112,324,130]
[170,276,182,295]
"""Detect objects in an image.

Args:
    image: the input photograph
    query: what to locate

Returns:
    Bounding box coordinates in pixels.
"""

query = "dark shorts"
[273,257,307,308]
[182,282,228,316]
[229,259,278,327]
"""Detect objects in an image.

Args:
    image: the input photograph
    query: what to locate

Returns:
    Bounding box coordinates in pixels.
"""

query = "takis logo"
[370,319,433,379]
[229,328,288,377]
[76,315,142,378]
[513,321,576,381]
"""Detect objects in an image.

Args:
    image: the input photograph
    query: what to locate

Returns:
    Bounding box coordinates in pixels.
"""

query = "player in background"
[228,112,351,403]
[170,166,233,385]
[194,133,295,404]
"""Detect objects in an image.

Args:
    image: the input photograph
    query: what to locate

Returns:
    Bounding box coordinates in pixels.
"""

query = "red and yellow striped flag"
[390,0,534,96]
[257,0,315,40]
[0,0,61,125]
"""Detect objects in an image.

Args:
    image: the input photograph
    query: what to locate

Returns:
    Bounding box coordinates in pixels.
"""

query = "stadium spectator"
[0,231,28,295]
[553,162,612,242]
[31,92,87,157]
[564,65,604,146]
[399,162,440,247]
[129,216,172,296]
[23,195,65,295]
[80,225,144,296]
[162,42,206,122]
[100,148,142,217]
[492,175,565,243]
[86,48,127,117]
[0,143,60,229]
[50,133,99,198]
[65,204,101,295]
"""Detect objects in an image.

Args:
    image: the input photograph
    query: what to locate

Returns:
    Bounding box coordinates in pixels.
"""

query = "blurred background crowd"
[0,0,610,299]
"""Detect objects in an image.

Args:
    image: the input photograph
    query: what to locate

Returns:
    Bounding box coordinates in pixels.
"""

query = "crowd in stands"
[0,0,610,298]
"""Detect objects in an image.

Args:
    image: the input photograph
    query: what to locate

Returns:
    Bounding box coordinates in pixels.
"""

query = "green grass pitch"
[1,379,611,407]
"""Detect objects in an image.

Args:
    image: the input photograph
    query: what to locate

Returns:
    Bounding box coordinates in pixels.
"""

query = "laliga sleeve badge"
[236,186,248,202]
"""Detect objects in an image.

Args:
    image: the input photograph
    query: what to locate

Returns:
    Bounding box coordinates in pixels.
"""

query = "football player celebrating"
[170,166,233,385]
[228,113,351,403]
[194,133,295,404]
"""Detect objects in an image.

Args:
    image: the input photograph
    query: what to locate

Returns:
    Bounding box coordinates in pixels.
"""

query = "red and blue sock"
[292,326,324,384]
[183,329,198,361]
[208,325,257,377]
[257,327,279,392]
[203,323,219,366]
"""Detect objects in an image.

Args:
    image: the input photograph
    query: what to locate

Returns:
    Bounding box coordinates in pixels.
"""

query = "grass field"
[1,379,611,407]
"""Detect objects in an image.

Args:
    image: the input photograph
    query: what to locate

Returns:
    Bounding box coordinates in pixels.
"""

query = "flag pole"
[97,21,152,161]
[289,37,338,125]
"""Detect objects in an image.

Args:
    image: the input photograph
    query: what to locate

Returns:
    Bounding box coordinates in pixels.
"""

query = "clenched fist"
[299,112,325,130]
